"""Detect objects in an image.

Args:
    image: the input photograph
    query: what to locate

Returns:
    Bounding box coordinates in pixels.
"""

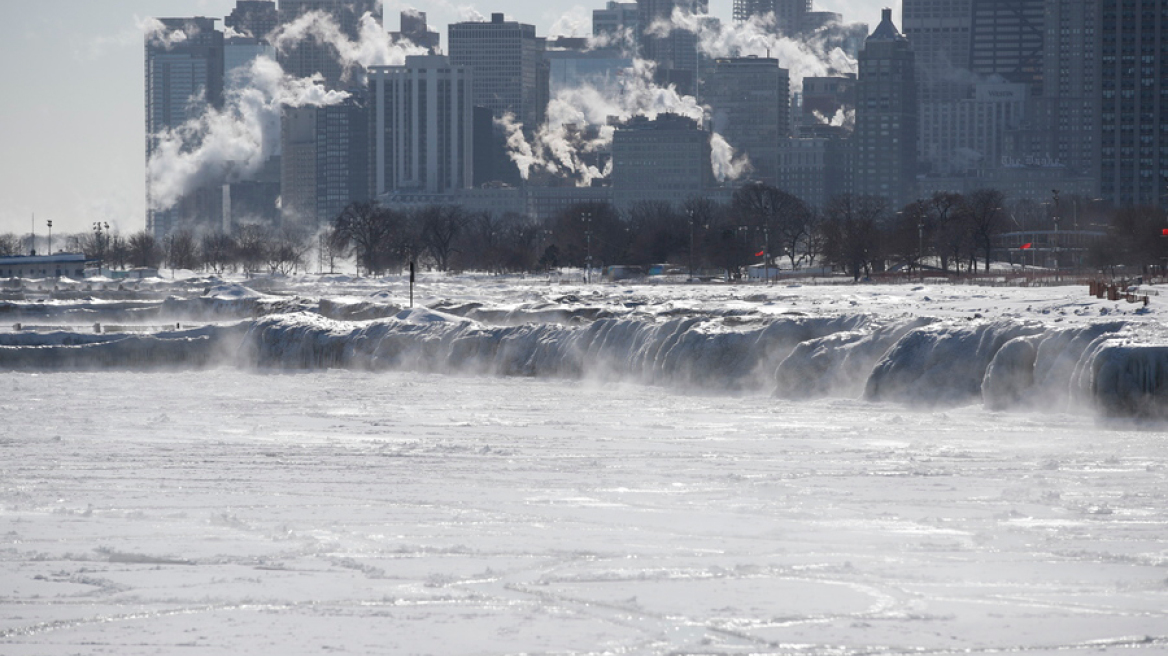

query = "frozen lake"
[3,369,1166,654]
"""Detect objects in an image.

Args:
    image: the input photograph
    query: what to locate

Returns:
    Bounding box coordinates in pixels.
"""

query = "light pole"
[916,198,925,280]
[93,221,109,275]
[582,211,592,284]
[46,220,52,258]
[1051,189,1060,281]
[688,208,695,282]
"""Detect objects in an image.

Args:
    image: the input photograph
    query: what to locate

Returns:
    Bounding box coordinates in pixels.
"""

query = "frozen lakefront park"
[2,275,1167,654]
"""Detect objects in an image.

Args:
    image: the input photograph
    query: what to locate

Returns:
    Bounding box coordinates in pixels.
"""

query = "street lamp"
[46,220,52,257]
[581,211,592,284]
[916,198,925,280]
[93,221,109,275]
[1051,189,1060,281]
[688,208,696,282]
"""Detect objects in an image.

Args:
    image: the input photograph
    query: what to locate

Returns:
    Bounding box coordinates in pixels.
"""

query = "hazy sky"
[0,0,894,236]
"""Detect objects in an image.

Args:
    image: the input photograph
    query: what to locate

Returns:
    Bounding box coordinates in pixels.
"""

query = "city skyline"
[0,0,891,236]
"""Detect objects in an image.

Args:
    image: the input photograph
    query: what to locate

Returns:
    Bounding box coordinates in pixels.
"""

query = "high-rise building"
[900,0,972,104]
[852,8,917,207]
[277,0,382,89]
[637,0,709,96]
[145,17,225,238]
[225,1,277,40]
[611,113,714,206]
[703,57,790,184]
[919,80,1029,175]
[969,0,1045,95]
[448,14,545,130]
[593,1,639,48]
[1099,0,1168,207]
[367,56,474,198]
[390,10,439,53]
[1037,0,1099,187]
[732,0,809,36]
[280,93,370,224]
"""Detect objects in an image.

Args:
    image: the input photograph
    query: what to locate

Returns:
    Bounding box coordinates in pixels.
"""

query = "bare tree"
[200,232,237,274]
[331,201,402,277]
[127,231,163,269]
[965,188,1007,273]
[418,205,469,272]
[821,194,888,281]
[165,230,200,271]
[0,233,21,257]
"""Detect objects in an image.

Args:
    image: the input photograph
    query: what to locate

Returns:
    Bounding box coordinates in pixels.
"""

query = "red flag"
[755,250,765,257]
[1161,229,1168,236]
[1021,243,1032,249]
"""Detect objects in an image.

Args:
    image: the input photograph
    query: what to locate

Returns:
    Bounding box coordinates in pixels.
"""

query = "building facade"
[145,17,225,238]
[281,93,370,225]
[224,1,277,40]
[853,9,918,208]
[276,0,382,89]
[900,0,972,104]
[1038,0,1099,186]
[1099,0,1168,207]
[732,0,810,36]
[968,0,1045,95]
[611,113,714,206]
[448,14,544,129]
[703,57,790,184]
[367,56,474,198]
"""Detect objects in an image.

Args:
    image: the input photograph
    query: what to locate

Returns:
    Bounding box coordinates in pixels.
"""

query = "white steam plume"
[710,133,752,182]
[549,7,592,38]
[140,17,190,49]
[148,57,348,212]
[270,10,428,82]
[660,10,858,92]
[813,107,856,130]
[499,59,711,185]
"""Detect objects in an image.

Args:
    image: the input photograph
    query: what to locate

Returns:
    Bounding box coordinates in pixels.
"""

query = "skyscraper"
[637,0,708,96]
[145,17,225,238]
[280,93,370,224]
[277,0,382,89]
[448,14,544,129]
[366,56,475,197]
[1099,0,1167,207]
[732,0,809,36]
[390,11,440,53]
[1037,0,1099,187]
[969,0,1045,95]
[593,1,640,47]
[703,57,790,184]
[225,1,278,40]
[900,0,972,104]
[853,8,917,208]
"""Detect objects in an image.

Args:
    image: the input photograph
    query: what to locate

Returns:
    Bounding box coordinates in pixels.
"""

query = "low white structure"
[0,253,88,279]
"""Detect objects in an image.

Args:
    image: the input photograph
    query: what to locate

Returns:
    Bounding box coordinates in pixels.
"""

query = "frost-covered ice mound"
[3,277,1168,417]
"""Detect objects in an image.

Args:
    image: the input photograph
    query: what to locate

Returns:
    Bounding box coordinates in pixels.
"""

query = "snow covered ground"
[2,276,1168,654]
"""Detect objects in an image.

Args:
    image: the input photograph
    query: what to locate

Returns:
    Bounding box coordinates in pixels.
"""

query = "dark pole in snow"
[409,261,415,308]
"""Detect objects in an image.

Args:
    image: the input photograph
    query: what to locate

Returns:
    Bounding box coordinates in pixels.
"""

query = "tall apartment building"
[919,80,1028,174]
[703,57,790,184]
[366,56,475,198]
[969,0,1045,95]
[637,0,708,96]
[277,0,382,88]
[1099,0,1168,207]
[225,1,277,40]
[1038,0,1099,187]
[611,113,713,207]
[732,0,809,36]
[853,8,918,208]
[145,17,225,238]
[390,11,440,53]
[593,1,639,47]
[900,0,972,104]
[448,14,544,129]
[280,93,370,224]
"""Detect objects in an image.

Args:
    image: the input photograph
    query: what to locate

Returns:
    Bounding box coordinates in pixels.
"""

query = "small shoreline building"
[0,253,89,279]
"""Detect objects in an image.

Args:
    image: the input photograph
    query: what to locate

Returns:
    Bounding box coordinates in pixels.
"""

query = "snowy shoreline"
[2,277,1167,417]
